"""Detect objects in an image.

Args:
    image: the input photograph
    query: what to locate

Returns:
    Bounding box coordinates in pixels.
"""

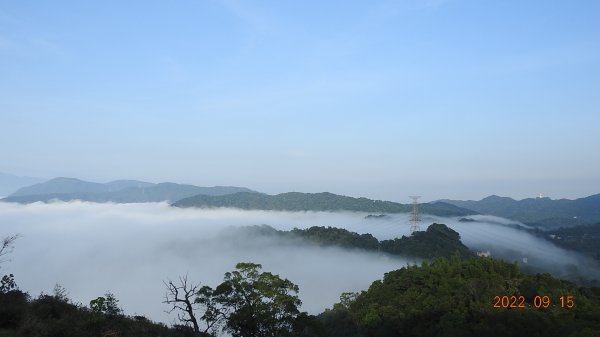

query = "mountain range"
[172,191,474,217]
[440,194,600,228]
[0,176,474,216]
[2,177,256,203]
[4,175,599,227]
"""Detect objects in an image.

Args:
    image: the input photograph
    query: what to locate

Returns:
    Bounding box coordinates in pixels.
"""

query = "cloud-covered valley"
[1,201,598,324]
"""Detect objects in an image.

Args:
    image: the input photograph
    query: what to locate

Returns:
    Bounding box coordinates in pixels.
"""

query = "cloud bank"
[1,201,597,324]
[0,201,411,324]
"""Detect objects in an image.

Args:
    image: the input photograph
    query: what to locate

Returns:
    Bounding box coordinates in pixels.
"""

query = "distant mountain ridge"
[173,191,475,217]
[440,194,600,228]
[2,177,256,203]
[9,177,153,196]
[0,172,45,196]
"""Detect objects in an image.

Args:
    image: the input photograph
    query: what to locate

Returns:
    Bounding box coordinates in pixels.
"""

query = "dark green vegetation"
[165,263,302,337]
[320,256,600,337]
[2,177,255,203]
[365,214,388,219]
[173,191,475,217]
[441,194,600,228]
[380,223,473,259]
[235,223,473,259]
[534,223,600,261]
[0,287,199,337]
[1,263,303,337]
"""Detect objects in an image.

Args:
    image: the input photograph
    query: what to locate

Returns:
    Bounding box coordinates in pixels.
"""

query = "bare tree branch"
[0,234,20,265]
[163,275,202,334]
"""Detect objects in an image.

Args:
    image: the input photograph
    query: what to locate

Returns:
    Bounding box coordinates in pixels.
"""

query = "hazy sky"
[1,1,599,201]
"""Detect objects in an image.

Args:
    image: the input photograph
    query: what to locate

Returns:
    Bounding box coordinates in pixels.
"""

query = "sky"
[1,0,599,201]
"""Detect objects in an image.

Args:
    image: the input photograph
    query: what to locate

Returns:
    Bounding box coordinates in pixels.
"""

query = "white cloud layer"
[1,201,598,325]
[0,201,412,324]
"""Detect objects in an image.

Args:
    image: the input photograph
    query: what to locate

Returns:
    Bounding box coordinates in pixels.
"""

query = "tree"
[195,285,228,335]
[0,274,17,293]
[0,234,20,266]
[1,235,20,294]
[163,275,203,334]
[212,262,301,337]
[164,263,302,337]
[90,291,122,321]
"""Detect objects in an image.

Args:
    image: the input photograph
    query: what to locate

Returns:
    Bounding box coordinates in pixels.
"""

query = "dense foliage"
[236,223,473,259]
[173,192,474,216]
[164,263,302,337]
[0,288,197,337]
[213,263,301,337]
[319,256,600,337]
[289,226,380,250]
[379,223,473,259]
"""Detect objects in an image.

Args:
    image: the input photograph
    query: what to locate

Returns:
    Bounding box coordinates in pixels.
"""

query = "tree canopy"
[165,262,302,337]
[212,262,301,337]
[319,256,600,337]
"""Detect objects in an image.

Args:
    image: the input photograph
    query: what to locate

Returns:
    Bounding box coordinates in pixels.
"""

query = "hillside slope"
[173,192,475,217]
[234,223,473,259]
[320,257,600,337]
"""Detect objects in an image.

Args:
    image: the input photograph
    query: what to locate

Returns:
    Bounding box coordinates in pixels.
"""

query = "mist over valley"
[2,200,598,325]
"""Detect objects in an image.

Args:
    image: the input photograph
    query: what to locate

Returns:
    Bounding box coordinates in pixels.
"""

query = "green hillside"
[236,223,472,259]
[319,257,600,337]
[0,289,201,337]
[379,223,473,259]
[173,192,475,217]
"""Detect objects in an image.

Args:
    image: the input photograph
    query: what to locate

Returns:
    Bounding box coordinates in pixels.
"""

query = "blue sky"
[1,0,599,201]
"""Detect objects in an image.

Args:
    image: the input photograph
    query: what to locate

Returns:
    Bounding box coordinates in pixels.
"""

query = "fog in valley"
[1,201,598,324]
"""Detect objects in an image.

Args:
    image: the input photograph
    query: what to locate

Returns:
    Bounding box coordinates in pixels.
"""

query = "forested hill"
[379,223,473,258]
[173,192,475,216]
[228,223,473,259]
[440,194,600,228]
[320,257,600,337]
[2,177,255,203]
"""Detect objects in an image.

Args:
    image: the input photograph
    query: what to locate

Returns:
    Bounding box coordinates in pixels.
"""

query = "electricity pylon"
[409,196,422,233]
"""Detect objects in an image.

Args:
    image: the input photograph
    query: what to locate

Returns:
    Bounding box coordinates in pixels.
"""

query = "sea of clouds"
[0,201,597,324]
